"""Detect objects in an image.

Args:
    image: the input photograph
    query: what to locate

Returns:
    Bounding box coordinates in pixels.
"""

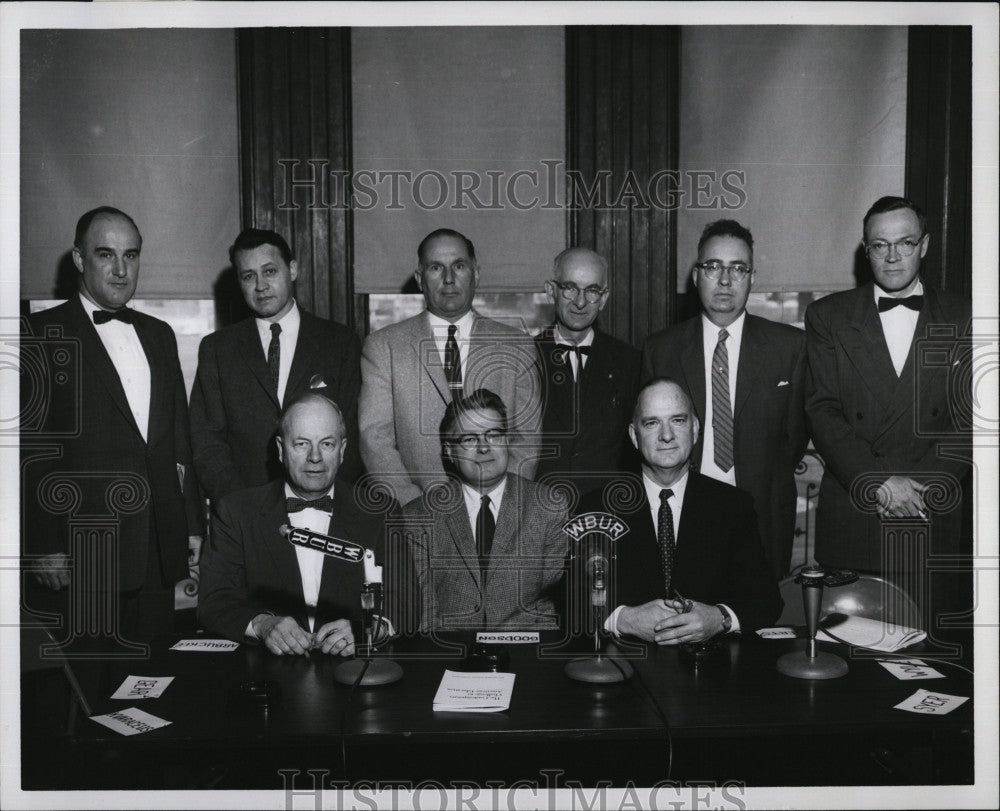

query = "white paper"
[111,675,175,700]
[816,615,926,652]
[170,639,240,652]
[432,669,515,712]
[876,658,946,680]
[894,689,969,715]
[755,626,797,639]
[475,631,540,644]
[90,707,172,736]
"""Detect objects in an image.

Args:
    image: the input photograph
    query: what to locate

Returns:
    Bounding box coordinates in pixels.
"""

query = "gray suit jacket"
[401,474,568,632]
[359,310,542,505]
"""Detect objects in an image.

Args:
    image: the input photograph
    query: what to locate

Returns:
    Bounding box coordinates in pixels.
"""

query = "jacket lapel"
[284,310,316,406]
[260,482,308,610]
[71,297,143,439]
[679,319,706,423]
[538,327,575,431]
[838,285,899,411]
[416,312,450,404]
[733,315,764,420]
[443,481,482,590]
[236,318,281,408]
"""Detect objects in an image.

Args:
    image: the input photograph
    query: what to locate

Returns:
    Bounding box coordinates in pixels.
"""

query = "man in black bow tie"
[199,393,397,655]
[21,206,205,644]
[805,196,972,629]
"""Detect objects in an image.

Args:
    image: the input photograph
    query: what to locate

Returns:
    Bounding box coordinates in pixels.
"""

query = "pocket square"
[776,380,790,387]
[309,374,328,390]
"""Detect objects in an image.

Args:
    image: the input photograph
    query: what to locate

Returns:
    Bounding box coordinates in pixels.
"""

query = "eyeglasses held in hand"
[694,261,753,281]
[551,280,608,303]
[450,429,508,450]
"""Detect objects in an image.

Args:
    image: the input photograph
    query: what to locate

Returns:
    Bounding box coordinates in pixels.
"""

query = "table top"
[73,632,974,749]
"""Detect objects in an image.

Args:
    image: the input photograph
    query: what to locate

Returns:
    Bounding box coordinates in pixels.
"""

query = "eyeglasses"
[864,238,924,258]
[449,429,508,450]
[694,261,753,281]
[551,280,607,303]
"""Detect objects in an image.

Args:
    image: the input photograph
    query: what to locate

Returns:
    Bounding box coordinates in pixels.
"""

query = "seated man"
[402,389,568,632]
[579,378,781,645]
[199,392,393,655]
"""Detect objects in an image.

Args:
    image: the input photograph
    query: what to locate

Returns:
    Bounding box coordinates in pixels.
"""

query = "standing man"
[641,220,807,579]
[189,228,362,502]
[401,389,567,632]
[199,393,395,655]
[578,379,781,645]
[22,206,204,641]
[360,228,542,506]
[535,247,640,499]
[805,197,971,621]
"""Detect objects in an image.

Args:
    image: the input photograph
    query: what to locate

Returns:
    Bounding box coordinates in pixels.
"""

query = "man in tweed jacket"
[401,389,567,633]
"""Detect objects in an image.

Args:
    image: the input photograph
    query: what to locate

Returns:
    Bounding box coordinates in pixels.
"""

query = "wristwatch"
[716,605,732,635]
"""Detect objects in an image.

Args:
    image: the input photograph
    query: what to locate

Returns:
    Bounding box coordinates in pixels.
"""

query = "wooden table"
[31,632,974,789]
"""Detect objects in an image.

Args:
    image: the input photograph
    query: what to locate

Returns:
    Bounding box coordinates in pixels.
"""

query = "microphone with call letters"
[562,514,634,683]
[279,524,402,687]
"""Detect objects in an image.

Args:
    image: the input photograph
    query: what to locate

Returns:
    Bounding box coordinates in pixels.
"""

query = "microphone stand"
[565,559,633,683]
[333,574,403,687]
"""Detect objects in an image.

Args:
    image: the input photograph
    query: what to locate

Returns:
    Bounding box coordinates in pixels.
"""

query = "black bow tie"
[93,308,136,325]
[286,495,335,513]
[877,295,923,313]
[558,344,591,357]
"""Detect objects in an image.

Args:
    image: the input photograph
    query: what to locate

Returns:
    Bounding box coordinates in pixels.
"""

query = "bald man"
[535,248,640,499]
[199,393,397,655]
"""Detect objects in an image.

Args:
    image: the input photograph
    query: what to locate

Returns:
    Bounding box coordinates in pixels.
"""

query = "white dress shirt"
[605,469,739,635]
[553,324,595,381]
[700,312,745,487]
[875,279,924,376]
[81,293,151,442]
[255,301,301,405]
[427,309,476,377]
[461,477,506,534]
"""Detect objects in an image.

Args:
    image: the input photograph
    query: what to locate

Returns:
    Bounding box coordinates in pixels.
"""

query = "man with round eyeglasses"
[535,247,641,500]
[641,220,808,580]
[400,389,568,632]
[805,196,972,634]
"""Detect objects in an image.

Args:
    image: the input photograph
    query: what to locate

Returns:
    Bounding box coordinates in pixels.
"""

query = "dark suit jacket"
[198,478,392,642]
[641,314,808,578]
[189,308,362,502]
[804,282,972,571]
[534,326,640,497]
[21,296,203,591]
[579,473,782,633]
[401,474,568,632]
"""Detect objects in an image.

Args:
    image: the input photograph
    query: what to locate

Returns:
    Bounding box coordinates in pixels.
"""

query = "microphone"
[587,555,607,608]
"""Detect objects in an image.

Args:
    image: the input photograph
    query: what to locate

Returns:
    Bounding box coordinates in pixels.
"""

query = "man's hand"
[33,553,70,591]
[876,475,928,519]
[617,599,679,642]
[652,600,724,645]
[188,535,204,567]
[252,615,313,656]
[313,619,355,657]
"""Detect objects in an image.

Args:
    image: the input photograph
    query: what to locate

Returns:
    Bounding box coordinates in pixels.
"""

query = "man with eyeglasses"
[360,229,542,506]
[401,389,567,632]
[805,197,971,622]
[641,220,807,580]
[535,247,640,498]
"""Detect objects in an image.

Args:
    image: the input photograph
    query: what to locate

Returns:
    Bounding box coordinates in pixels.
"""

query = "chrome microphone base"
[776,649,848,680]
[334,657,403,687]
[565,655,633,683]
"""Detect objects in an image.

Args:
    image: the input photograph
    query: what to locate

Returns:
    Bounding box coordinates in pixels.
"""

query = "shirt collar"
[284,481,336,502]
[642,468,689,509]
[874,278,924,303]
[461,476,507,512]
[79,291,133,322]
[427,309,476,337]
[701,310,746,342]
[256,299,300,338]
[553,324,595,347]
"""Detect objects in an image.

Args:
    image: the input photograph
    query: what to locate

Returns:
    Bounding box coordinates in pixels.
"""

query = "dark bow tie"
[93,308,136,325]
[877,295,923,313]
[558,344,591,356]
[286,495,335,513]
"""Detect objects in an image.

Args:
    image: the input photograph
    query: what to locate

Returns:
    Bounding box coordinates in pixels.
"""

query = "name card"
[894,689,969,715]
[756,627,797,639]
[433,670,515,713]
[111,675,174,700]
[90,707,172,736]
[877,658,945,680]
[475,632,540,644]
[170,639,240,652]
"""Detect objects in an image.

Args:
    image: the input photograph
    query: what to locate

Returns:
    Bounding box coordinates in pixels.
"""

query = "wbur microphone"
[588,555,607,607]
[279,524,381,584]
